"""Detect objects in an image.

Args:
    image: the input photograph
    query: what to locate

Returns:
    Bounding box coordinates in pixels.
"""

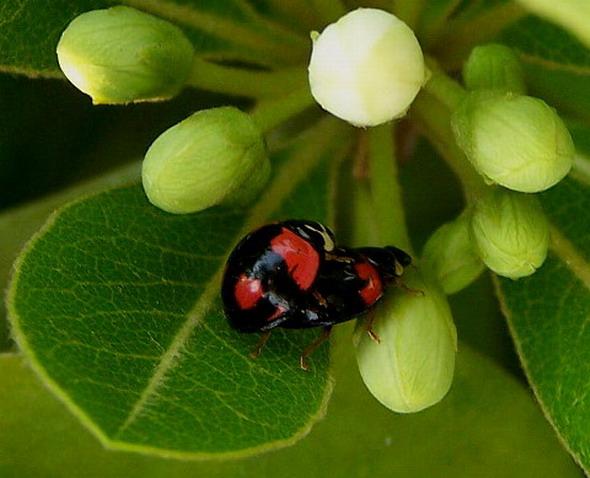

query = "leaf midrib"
[113,117,349,437]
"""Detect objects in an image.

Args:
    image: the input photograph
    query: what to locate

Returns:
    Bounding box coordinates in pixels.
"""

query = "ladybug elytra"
[221,220,411,370]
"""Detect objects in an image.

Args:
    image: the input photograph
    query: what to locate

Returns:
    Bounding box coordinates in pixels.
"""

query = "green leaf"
[7,118,350,458]
[0,339,582,477]
[514,0,590,49]
[0,162,141,351]
[0,0,307,76]
[496,176,590,473]
[500,16,590,124]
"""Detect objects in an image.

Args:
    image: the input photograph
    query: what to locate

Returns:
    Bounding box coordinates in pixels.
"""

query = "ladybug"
[221,220,411,370]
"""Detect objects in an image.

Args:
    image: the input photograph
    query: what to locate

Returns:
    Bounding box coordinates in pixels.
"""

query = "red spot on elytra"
[271,228,319,290]
[235,274,264,309]
[355,260,383,306]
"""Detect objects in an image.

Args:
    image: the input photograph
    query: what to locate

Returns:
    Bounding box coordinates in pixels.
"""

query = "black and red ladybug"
[221,220,411,370]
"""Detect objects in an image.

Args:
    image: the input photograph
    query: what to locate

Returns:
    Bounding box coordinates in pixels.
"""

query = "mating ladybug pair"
[221,220,412,370]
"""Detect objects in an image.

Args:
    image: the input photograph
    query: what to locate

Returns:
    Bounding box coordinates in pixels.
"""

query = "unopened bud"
[471,188,549,279]
[308,8,426,127]
[57,6,194,104]
[354,271,457,413]
[422,211,484,294]
[463,43,526,94]
[142,107,269,214]
[452,90,574,192]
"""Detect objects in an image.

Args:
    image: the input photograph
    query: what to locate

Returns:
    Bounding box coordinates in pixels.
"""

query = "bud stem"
[124,0,307,66]
[250,85,316,133]
[368,124,412,251]
[188,59,307,99]
[413,64,488,202]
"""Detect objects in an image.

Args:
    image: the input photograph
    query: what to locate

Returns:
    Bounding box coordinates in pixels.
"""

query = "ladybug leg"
[364,309,381,344]
[249,330,271,359]
[393,276,423,296]
[300,325,332,371]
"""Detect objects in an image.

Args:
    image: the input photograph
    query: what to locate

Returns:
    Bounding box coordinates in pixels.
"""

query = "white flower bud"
[354,271,457,413]
[57,6,194,104]
[452,90,574,193]
[471,188,549,279]
[142,107,269,214]
[308,8,426,127]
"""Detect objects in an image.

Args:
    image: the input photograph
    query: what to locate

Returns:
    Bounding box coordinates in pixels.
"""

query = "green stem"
[187,59,307,99]
[250,86,317,133]
[423,59,466,110]
[433,2,527,71]
[367,124,412,252]
[411,59,487,202]
[124,0,307,66]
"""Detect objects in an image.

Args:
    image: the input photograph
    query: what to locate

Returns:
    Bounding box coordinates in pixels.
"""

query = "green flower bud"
[142,107,270,214]
[57,6,194,104]
[452,90,574,193]
[471,188,549,279]
[308,8,426,127]
[422,211,484,294]
[463,44,526,94]
[354,271,457,413]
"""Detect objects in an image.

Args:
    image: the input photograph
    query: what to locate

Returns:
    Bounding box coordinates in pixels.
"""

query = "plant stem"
[412,67,487,203]
[250,86,317,133]
[187,59,307,99]
[367,124,412,251]
[124,0,307,66]
[423,59,466,110]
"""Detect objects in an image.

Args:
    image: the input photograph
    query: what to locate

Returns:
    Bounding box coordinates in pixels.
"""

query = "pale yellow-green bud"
[142,107,270,214]
[422,211,484,294]
[57,6,194,104]
[463,44,526,94]
[471,188,549,279]
[354,271,457,413]
[452,90,574,193]
[308,8,426,127]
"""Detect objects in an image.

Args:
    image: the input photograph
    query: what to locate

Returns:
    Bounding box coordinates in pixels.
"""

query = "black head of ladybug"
[353,245,412,284]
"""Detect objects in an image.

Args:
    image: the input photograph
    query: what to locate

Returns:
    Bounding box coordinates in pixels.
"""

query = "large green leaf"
[514,0,590,49]
[7,118,349,457]
[500,16,590,124]
[0,163,141,351]
[496,176,590,473]
[0,0,308,76]
[0,338,582,477]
